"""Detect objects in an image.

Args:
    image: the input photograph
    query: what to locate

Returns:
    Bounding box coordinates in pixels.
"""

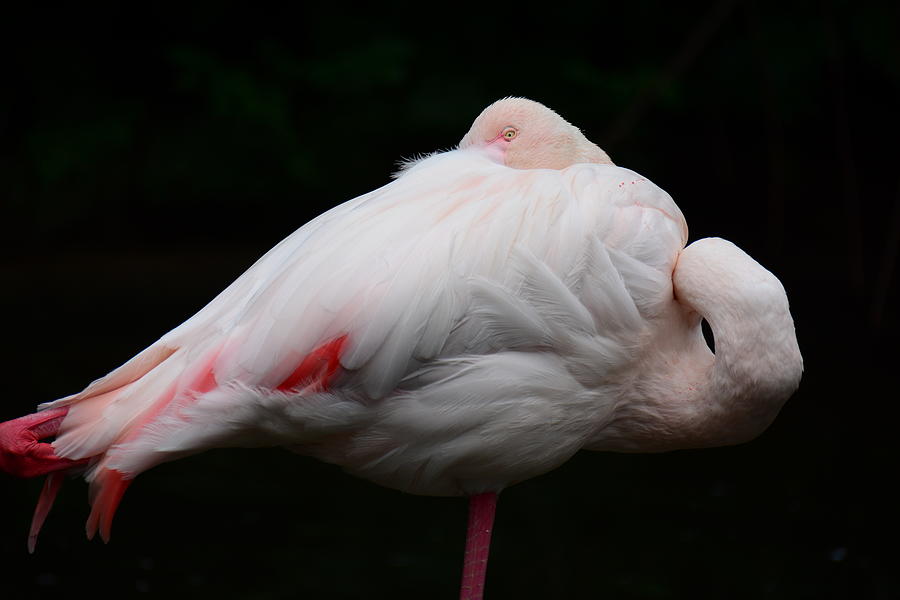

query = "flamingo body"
[47,151,691,498]
[0,99,802,597]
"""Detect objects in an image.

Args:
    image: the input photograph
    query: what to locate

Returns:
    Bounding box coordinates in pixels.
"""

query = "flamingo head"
[459,97,613,169]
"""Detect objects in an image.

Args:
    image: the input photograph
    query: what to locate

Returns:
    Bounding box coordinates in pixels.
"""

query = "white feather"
[52,148,694,492]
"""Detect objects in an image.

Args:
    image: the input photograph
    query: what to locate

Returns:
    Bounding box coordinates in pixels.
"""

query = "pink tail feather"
[9,334,350,551]
[0,407,93,552]
[28,471,66,553]
[86,468,132,543]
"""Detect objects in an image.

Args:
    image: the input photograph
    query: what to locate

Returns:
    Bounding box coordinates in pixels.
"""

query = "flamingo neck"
[679,242,802,448]
[587,238,802,452]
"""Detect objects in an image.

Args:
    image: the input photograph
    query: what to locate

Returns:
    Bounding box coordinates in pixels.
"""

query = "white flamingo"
[0,98,802,599]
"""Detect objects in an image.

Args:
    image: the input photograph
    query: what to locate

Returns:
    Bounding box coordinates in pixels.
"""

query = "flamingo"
[0,97,802,598]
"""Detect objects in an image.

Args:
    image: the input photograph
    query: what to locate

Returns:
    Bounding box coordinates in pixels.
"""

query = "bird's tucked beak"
[459,134,508,166]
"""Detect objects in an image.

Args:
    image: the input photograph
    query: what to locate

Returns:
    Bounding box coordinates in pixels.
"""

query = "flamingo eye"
[501,126,518,141]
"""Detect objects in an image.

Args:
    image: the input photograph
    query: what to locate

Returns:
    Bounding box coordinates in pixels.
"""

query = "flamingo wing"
[44,149,686,492]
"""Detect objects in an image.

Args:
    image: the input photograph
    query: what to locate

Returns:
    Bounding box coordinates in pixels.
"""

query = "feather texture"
[2,98,801,584]
[42,150,686,498]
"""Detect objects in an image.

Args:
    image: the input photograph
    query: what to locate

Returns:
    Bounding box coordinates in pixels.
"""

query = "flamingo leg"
[459,492,498,600]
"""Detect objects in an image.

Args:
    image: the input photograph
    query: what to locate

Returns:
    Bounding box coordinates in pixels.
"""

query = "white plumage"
[1,99,801,581]
[47,150,687,493]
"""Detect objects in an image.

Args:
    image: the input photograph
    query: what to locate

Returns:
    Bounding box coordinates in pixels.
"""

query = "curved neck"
[694,291,800,446]
[673,238,802,447]
[588,238,802,452]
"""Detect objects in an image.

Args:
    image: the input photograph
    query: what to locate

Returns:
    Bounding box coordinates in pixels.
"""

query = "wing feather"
[53,150,689,469]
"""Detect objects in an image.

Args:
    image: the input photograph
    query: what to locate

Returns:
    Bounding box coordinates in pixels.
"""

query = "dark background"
[1,1,898,598]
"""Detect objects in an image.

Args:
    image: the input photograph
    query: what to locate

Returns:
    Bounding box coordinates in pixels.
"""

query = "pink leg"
[459,492,498,600]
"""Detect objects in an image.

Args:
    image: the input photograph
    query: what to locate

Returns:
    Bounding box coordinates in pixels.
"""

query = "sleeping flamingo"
[0,98,802,598]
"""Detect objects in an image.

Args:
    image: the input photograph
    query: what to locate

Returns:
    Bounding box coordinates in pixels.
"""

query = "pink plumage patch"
[277,335,348,392]
[191,362,219,396]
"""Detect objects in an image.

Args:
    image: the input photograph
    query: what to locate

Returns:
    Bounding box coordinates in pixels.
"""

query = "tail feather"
[50,386,131,459]
[86,468,132,543]
[51,344,219,545]
[52,343,221,463]
[28,471,66,553]
[20,330,348,548]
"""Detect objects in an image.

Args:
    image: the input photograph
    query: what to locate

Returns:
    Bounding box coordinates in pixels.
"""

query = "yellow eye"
[501,126,518,140]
